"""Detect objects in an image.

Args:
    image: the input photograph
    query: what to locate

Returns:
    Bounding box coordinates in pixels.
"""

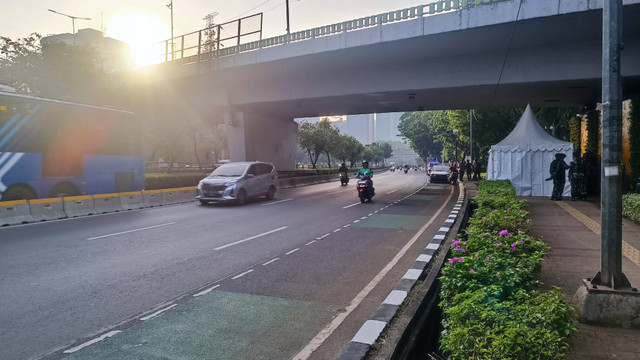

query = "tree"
[297,119,341,169]
[370,142,393,166]
[0,33,44,94]
[398,111,443,160]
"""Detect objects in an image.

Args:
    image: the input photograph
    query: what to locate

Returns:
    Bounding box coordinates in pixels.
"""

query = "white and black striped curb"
[337,183,465,360]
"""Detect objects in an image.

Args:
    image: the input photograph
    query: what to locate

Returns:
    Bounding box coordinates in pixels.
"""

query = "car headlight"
[224,181,236,187]
[197,181,203,189]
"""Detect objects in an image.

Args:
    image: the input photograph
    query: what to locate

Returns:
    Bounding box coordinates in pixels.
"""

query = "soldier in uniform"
[549,153,569,201]
[569,156,588,201]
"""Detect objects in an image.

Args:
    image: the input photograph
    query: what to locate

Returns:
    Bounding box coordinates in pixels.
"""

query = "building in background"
[41,28,135,73]
[296,112,402,145]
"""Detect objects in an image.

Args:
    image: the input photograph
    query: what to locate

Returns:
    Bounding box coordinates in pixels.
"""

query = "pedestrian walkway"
[464,181,640,359]
[528,196,640,360]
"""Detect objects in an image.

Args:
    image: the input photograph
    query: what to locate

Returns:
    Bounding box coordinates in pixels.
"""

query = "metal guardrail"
[159,0,511,66]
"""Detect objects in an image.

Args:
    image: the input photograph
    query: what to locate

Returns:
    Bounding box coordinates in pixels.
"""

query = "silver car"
[196,161,278,205]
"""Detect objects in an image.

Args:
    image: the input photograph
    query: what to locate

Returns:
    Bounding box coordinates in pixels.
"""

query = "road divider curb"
[338,182,466,360]
[63,195,96,218]
[29,198,65,222]
[0,199,33,226]
[93,193,124,214]
[119,191,144,210]
[163,187,195,204]
[143,190,164,207]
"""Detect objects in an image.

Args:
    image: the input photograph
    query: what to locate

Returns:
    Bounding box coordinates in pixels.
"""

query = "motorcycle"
[340,172,349,186]
[450,169,459,185]
[356,175,375,203]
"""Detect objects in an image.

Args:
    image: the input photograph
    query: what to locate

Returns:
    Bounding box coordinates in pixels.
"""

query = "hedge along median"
[438,180,576,360]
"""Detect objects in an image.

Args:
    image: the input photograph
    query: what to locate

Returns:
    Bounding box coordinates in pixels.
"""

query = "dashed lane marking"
[140,304,178,321]
[214,226,288,250]
[193,285,220,297]
[262,258,280,265]
[87,222,176,240]
[262,198,294,206]
[286,248,299,255]
[231,269,254,280]
[63,331,122,354]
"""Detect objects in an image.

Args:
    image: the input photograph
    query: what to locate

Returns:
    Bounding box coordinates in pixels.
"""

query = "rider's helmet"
[341,162,346,167]
[362,161,369,168]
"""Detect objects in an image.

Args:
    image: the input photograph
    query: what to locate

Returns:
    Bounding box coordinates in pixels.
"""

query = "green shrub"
[623,194,640,224]
[467,208,531,234]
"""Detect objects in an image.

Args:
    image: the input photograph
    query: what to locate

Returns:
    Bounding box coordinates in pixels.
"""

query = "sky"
[3,1,429,49]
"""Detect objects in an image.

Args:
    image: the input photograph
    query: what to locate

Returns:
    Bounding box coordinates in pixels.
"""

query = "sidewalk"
[464,181,640,359]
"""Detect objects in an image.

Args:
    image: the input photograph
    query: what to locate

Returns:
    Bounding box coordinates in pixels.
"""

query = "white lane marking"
[214,226,288,250]
[286,248,299,255]
[262,198,294,206]
[263,258,280,265]
[368,213,373,216]
[316,233,331,240]
[63,331,122,353]
[193,285,220,297]
[374,210,379,214]
[333,228,341,233]
[232,269,254,279]
[343,224,350,228]
[294,184,455,360]
[386,190,397,194]
[342,202,361,209]
[87,222,176,240]
[360,217,367,220]
[140,304,178,321]
[353,220,360,223]
[305,240,316,245]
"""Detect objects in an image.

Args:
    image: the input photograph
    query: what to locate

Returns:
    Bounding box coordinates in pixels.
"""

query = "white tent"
[486,105,574,197]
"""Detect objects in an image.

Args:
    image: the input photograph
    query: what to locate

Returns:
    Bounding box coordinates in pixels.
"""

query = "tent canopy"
[487,105,574,196]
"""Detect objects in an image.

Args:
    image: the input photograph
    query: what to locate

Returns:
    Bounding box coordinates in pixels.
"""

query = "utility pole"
[594,0,629,289]
[285,0,291,35]
[167,1,174,60]
[469,109,473,162]
[48,9,91,36]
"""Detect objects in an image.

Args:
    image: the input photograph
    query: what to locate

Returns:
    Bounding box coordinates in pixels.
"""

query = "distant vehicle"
[196,161,278,205]
[429,165,452,183]
[0,91,144,201]
[427,162,440,176]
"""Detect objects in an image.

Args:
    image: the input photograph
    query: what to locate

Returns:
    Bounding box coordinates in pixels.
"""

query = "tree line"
[297,118,393,169]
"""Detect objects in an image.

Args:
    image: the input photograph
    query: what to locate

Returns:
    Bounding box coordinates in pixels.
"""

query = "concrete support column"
[224,111,298,171]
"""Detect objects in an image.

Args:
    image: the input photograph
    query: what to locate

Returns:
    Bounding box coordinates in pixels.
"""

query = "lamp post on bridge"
[47,9,91,42]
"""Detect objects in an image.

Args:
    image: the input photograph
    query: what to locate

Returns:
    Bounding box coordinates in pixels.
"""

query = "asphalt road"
[0,170,459,360]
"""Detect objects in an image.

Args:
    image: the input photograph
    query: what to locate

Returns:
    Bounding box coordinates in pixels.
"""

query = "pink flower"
[482,217,486,221]
[511,243,517,251]
[496,242,502,246]
[520,239,524,245]
[474,254,479,258]
[504,216,509,220]
[469,269,475,274]
[499,230,509,237]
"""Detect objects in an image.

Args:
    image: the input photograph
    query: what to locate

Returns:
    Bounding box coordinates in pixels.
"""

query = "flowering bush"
[438,180,575,359]
[622,194,640,224]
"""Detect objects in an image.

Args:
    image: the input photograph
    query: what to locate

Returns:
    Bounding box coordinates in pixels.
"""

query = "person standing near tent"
[568,155,587,201]
[549,153,569,201]
[472,160,480,180]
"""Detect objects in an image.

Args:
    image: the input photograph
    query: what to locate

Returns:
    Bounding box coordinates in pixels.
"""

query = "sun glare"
[106,12,169,67]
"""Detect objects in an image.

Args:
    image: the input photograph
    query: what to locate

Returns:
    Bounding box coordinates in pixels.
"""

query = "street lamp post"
[48,9,91,36]
[285,0,291,35]
[167,1,174,60]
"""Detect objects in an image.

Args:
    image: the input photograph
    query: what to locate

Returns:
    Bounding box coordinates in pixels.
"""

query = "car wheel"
[236,189,247,205]
[199,200,209,205]
[265,186,276,200]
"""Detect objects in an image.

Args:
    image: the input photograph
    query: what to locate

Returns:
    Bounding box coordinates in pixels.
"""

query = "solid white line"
[263,258,280,265]
[214,226,288,250]
[87,222,176,240]
[286,248,299,255]
[193,285,220,297]
[140,304,177,321]
[63,331,122,353]
[342,202,361,209]
[262,198,294,206]
[305,240,317,245]
[386,190,397,194]
[232,269,254,279]
[293,184,455,360]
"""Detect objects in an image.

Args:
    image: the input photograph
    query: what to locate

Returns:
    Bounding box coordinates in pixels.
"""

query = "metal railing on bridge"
[157,0,510,66]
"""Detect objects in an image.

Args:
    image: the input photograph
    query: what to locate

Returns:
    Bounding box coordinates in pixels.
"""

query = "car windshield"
[208,163,248,177]
[433,165,450,172]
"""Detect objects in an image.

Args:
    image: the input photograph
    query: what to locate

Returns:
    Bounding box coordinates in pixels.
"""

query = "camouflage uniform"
[568,158,587,201]
[549,153,569,201]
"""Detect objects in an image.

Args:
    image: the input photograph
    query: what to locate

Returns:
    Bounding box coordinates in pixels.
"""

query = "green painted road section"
[354,214,426,230]
[64,291,337,360]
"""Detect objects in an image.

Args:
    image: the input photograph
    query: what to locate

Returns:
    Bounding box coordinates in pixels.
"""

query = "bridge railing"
[159,0,510,66]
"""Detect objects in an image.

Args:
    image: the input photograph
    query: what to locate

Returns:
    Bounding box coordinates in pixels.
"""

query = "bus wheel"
[3,185,36,201]
[49,183,80,198]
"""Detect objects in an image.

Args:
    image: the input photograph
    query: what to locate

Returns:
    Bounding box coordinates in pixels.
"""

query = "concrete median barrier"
[63,195,96,217]
[0,199,33,226]
[120,191,144,210]
[93,193,124,214]
[29,198,66,222]
[164,187,196,205]
[143,189,164,207]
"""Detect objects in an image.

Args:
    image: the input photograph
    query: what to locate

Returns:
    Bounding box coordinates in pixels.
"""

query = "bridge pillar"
[224,112,298,171]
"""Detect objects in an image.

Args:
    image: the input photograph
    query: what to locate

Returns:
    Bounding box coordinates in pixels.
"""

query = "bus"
[0,89,144,201]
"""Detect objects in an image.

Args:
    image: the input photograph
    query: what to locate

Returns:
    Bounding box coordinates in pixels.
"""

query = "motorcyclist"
[338,162,349,174]
[339,162,349,185]
[356,161,374,194]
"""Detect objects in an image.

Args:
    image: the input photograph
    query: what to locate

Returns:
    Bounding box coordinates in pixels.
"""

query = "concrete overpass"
[130,0,640,170]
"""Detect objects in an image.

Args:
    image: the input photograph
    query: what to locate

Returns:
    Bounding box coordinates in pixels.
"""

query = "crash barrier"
[120,191,145,211]
[278,174,336,188]
[0,200,33,226]
[143,189,165,207]
[93,193,124,214]
[63,195,96,217]
[30,198,66,222]
[0,187,199,226]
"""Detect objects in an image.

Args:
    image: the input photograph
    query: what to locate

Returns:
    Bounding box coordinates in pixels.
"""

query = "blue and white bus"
[0,89,144,201]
